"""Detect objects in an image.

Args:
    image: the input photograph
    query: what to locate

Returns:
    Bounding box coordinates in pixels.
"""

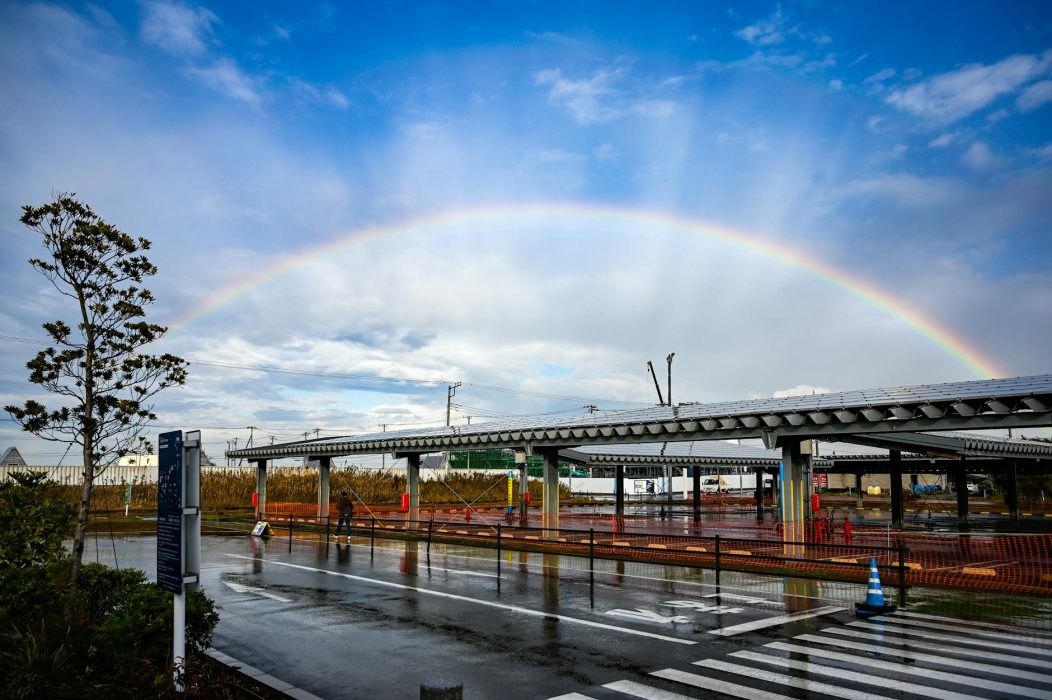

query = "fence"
[252,506,1052,599]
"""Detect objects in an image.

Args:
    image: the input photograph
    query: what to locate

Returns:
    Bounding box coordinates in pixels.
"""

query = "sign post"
[507,471,514,514]
[158,430,201,693]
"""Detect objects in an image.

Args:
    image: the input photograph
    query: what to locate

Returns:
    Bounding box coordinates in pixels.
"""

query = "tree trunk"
[69,444,95,599]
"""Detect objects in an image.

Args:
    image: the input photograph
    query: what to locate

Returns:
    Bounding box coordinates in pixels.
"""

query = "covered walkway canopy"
[227,374,1052,535]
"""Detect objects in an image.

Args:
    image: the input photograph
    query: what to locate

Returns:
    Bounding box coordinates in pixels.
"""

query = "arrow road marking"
[223,580,293,603]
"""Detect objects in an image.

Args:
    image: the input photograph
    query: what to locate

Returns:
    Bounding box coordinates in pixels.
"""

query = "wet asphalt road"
[101,533,1052,700]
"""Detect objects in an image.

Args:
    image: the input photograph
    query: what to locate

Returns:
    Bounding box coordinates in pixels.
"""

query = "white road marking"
[849,619,1052,656]
[441,568,499,578]
[603,679,696,699]
[707,605,845,636]
[876,615,1052,650]
[224,553,696,645]
[896,610,1052,639]
[222,580,293,602]
[731,650,985,700]
[548,694,598,700]
[794,631,1051,670]
[818,627,1052,683]
[606,608,691,625]
[694,658,895,700]
[763,641,1051,698]
[648,669,794,700]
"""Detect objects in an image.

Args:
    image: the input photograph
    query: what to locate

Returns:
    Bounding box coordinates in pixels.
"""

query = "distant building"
[1,447,27,467]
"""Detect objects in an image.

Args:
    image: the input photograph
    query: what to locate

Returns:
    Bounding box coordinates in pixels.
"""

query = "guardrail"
[258,510,913,604]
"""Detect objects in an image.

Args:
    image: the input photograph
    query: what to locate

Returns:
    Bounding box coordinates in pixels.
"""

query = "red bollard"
[843,519,853,544]
[401,492,410,512]
[465,507,472,522]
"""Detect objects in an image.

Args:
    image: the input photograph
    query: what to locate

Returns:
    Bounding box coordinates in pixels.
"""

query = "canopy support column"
[890,450,904,529]
[407,453,421,530]
[615,464,625,517]
[855,473,864,510]
[692,466,702,521]
[754,468,764,521]
[539,447,560,536]
[953,463,969,530]
[781,440,806,555]
[316,456,331,519]
[1007,459,1020,526]
[254,460,267,520]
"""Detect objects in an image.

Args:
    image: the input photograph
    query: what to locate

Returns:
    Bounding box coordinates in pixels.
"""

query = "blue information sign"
[157,430,184,594]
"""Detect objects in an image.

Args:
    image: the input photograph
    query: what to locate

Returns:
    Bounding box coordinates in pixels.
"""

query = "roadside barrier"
[256,507,1052,597]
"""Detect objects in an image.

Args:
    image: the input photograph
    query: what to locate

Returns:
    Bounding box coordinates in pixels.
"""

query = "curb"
[206,648,324,700]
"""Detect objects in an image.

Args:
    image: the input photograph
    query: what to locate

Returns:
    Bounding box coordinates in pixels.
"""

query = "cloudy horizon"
[2,1,1050,464]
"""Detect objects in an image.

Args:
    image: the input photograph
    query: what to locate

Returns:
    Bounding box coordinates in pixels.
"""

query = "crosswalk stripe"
[761,641,1051,698]
[895,610,1052,639]
[730,650,985,700]
[794,631,1051,671]
[877,614,1052,650]
[548,694,598,699]
[818,627,1052,683]
[649,669,794,700]
[706,605,845,636]
[848,619,1052,657]
[694,658,895,700]
[602,679,698,699]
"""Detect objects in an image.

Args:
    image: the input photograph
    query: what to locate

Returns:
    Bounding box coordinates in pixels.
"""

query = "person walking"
[334,490,354,541]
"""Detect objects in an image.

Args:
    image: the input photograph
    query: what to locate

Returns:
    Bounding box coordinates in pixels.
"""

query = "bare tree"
[5,193,187,595]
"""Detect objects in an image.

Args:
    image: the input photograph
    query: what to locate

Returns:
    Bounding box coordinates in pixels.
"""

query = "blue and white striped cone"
[855,557,897,617]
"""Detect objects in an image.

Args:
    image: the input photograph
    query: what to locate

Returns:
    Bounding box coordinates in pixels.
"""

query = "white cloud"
[736,7,786,46]
[885,50,1052,124]
[140,0,218,57]
[927,132,959,148]
[1028,143,1052,159]
[772,384,830,398]
[866,115,887,132]
[864,68,896,83]
[289,78,349,109]
[986,109,1010,124]
[592,143,618,161]
[828,79,843,90]
[534,66,624,125]
[813,33,832,46]
[839,173,958,208]
[186,58,260,105]
[1017,80,1052,112]
[961,142,1002,171]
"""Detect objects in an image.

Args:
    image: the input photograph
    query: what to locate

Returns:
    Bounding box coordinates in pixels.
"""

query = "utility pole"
[379,424,388,469]
[646,361,665,405]
[314,428,321,439]
[444,382,462,474]
[446,382,462,427]
[666,352,675,407]
[584,404,598,414]
[465,416,471,473]
[246,426,257,449]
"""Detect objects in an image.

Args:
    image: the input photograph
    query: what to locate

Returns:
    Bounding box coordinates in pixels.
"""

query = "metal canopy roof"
[226,374,1052,461]
[835,431,1052,460]
[561,441,782,467]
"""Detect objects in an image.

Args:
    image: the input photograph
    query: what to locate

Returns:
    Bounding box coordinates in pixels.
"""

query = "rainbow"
[166,202,1005,379]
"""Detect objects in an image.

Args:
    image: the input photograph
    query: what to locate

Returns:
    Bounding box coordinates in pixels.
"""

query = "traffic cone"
[855,557,897,617]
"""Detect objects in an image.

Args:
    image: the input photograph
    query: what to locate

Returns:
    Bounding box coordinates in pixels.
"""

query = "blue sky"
[2,1,1050,464]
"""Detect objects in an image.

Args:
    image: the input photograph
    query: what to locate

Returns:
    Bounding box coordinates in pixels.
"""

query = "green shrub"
[0,474,219,697]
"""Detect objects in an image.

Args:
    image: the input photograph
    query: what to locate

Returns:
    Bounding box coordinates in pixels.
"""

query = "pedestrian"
[926,510,934,531]
[334,490,354,541]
